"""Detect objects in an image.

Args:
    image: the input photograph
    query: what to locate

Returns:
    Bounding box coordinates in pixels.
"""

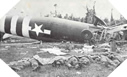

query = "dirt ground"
[0,37,125,77]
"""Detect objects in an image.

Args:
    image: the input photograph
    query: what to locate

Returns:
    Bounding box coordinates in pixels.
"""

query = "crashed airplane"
[0,15,126,42]
[0,15,104,42]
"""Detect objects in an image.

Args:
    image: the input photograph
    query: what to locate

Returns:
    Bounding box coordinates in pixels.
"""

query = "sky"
[6,0,122,20]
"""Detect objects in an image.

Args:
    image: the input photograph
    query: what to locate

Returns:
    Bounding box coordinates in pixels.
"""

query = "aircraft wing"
[107,24,127,34]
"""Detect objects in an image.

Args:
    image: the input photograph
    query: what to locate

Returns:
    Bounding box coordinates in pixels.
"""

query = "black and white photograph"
[0,0,127,77]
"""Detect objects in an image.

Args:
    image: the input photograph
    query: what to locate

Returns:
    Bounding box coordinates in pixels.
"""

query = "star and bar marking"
[29,23,51,36]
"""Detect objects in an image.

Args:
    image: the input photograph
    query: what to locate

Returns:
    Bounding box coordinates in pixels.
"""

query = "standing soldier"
[110,38,117,52]
[0,32,4,42]
[119,31,124,40]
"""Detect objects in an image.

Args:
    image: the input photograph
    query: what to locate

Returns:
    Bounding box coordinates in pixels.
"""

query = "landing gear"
[81,30,94,45]
[81,30,93,40]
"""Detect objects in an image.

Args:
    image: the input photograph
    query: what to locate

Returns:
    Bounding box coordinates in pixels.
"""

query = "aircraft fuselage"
[0,16,102,42]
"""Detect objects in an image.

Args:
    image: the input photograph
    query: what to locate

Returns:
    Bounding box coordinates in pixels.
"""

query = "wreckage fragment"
[40,47,67,55]
[82,44,94,53]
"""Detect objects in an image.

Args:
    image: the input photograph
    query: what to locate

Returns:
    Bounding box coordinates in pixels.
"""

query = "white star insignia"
[31,23,44,36]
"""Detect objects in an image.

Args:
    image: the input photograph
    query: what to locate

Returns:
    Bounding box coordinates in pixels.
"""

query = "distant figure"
[110,38,117,52]
[105,33,111,42]
[93,32,98,43]
[0,32,4,42]
[118,31,124,40]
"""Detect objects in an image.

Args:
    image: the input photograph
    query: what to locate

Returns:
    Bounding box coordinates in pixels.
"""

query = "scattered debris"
[5,46,11,49]
[94,43,111,52]
[82,44,94,53]
[20,51,28,55]
[40,47,67,55]
[76,71,82,75]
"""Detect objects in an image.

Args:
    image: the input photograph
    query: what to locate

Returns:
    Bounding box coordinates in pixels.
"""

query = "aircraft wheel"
[81,30,93,40]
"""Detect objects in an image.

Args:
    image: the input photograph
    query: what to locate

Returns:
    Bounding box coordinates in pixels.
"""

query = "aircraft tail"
[93,15,107,26]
